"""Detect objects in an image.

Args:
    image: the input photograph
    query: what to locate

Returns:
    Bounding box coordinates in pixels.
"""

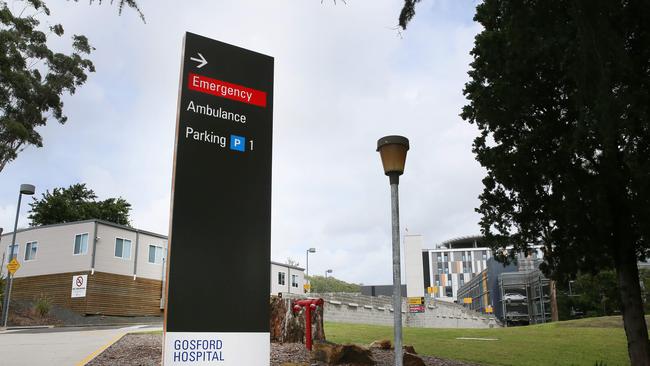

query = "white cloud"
[0,0,485,285]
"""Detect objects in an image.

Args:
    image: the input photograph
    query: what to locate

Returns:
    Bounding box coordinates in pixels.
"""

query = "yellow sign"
[303,283,311,292]
[427,287,433,294]
[408,297,424,305]
[463,297,473,304]
[7,258,20,274]
[486,305,494,313]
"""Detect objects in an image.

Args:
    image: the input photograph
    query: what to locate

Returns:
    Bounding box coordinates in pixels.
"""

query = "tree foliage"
[462,1,650,363]
[556,271,622,320]
[79,0,144,22]
[308,275,361,293]
[0,0,95,172]
[398,0,422,30]
[28,183,131,226]
[0,0,143,172]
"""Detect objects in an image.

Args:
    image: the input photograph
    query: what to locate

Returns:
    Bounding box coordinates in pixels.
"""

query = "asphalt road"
[0,324,162,366]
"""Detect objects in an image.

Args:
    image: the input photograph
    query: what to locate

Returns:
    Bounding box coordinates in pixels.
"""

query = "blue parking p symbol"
[230,135,246,152]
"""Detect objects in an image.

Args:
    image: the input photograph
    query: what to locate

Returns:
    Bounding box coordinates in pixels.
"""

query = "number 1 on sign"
[249,140,254,151]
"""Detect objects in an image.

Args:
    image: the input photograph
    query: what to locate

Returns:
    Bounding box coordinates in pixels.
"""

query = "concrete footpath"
[0,324,162,366]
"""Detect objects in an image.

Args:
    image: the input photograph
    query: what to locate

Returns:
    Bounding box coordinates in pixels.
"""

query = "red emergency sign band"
[188,73,267,107]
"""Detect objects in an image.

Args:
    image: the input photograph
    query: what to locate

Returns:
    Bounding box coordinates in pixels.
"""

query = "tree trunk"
[615,246,650,366]
[269,296,325,344]
[550,280,559,322]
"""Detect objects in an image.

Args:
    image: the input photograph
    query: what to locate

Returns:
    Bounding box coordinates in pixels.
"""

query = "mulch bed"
[87,333,480,366]
[87,333,161,366]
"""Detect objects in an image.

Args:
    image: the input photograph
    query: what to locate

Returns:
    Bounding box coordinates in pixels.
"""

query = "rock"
[403,345,417,354]
[403,352,426,366]
[312,342,376,365]
[369,339,392,350]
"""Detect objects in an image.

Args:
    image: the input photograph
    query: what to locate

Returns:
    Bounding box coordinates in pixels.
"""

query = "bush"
[33,295,52,317]
[308,275,361,293]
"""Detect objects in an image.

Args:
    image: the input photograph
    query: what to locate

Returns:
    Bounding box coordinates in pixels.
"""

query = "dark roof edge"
[1,219,168,240]
[271,261,304,271]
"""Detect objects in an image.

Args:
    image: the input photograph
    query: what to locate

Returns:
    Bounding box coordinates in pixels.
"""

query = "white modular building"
[1,219,307,316]
[270,261,305,295]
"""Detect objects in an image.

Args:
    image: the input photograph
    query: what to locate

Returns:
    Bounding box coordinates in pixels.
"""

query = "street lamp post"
[377,135,409,366]
[325,269,333,278]
[306,247,316,292]
[0,228,4,279]
[2,184,36,328]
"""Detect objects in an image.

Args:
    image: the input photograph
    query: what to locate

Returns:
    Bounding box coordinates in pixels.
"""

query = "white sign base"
[163,332,269,365]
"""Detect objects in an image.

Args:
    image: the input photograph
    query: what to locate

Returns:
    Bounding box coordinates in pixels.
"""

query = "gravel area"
[87,333,161,366]
[88,334,480,366]
[7,300,162,327]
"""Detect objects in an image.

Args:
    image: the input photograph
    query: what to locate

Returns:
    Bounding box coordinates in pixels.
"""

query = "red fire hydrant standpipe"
[292,298,324,350]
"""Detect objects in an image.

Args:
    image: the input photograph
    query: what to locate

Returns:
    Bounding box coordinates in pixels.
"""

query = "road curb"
[75,332,126,366]
[5,325,55,330]
[57,322,162,328]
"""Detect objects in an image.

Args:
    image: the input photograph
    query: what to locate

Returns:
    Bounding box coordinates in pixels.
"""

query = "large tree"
[28,183,131,226]
[0,0,142,172]
[556,271,623,319]
[458,1,650,364]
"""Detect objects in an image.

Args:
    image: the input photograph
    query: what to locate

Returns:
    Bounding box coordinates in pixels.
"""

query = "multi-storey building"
[405,234,547,305]
[455,257,552,326]
[405,234,493,302]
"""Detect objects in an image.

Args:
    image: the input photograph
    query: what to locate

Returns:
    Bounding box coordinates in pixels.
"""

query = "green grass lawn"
[325,316,650,366]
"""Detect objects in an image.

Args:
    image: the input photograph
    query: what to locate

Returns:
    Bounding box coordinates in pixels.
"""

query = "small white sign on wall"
[71,274,88,298]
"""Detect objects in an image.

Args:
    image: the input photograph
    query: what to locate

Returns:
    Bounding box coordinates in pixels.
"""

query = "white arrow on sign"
[190,52,208,68]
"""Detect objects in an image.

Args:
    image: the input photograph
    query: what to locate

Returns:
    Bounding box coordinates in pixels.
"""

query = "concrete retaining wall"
[282,292,499,328]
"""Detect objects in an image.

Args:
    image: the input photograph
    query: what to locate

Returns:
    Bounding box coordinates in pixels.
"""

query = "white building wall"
[1,221,95,277]
[270,262,305,295]
[134,232,168,281]
[93,224,138,277]
[1,221,168,281]
[404,235,425,298]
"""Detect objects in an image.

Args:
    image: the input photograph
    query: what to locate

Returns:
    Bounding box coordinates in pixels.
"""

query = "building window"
[444,267,449,274]
[74,233,89,255]
[148,245,164,264]
[437,267,443,274]
[291,274,299,288]
[443,253,448,262]
[459,276,465,287]
[463,261,472,273]
[114,238,132,260]
[436,254,442,262]
[278,272,286,285]
[6,244,19,261]
[447,278,452,287]
[24,241,38,261]
[482,251,487,260]
[445,286,453,297]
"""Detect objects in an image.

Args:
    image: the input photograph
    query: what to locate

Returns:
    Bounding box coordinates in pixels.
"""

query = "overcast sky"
[0,0,484,285]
